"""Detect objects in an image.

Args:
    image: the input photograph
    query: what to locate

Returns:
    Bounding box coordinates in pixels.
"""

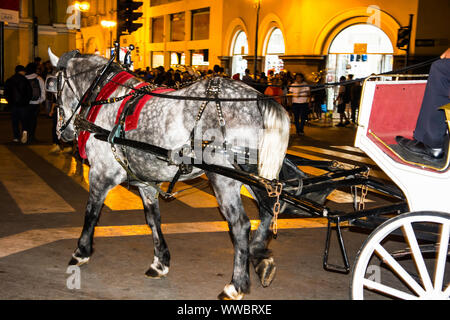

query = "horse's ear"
[48,47,59,67]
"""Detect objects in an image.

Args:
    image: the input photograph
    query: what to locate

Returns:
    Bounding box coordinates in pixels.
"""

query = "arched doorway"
[231,31,248,78]
[326,24,394,108]
[264,28,285,75]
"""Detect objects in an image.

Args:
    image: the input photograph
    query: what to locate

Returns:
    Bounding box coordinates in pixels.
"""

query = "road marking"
[286,149,373,204]
[0,218,330,259]
[0,146,75,214]
[29,145,144,211]
[331,145,366,154]
[287,148,389,181]
[30,145,218,209]
[294,145,377,165]
[161,180,218,208]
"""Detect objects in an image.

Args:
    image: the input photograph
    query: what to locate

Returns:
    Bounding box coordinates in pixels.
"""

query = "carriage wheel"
[351,211,450,300]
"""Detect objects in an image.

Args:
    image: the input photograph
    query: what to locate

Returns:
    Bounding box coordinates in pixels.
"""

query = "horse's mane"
[64,52,109,68]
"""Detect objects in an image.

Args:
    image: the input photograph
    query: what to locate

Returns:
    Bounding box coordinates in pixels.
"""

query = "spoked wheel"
[351,211,450,300]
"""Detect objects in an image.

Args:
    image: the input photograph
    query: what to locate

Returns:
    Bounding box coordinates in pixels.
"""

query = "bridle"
[55,66,105,134]
[47,52,118,135]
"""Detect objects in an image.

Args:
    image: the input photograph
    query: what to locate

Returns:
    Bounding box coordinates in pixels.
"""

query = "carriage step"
[323,218,350,274]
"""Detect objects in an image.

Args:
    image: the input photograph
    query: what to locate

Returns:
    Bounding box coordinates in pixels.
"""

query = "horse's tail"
[258,99,290,180]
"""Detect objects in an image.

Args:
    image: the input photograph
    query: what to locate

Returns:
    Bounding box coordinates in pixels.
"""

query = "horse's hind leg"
[206,172,250,300]
[249,204,277,287]
[138,186,170,278]
[69,173,119,266]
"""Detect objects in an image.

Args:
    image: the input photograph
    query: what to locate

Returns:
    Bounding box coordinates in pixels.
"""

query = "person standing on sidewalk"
[335,76,351,127]
[4,65,33,143]
[25,63,46,144]
[289,73,311,136]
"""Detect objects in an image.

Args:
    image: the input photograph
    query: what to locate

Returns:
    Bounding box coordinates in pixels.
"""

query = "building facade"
[4,0,449,81]
[3,0,77,79]
[141,0,449,81]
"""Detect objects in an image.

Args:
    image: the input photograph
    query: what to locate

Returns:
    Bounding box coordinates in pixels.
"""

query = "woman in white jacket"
[24,63,46,144]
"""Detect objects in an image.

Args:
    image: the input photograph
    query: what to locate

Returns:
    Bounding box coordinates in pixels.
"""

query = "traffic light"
[397,27,411,49]
[117,0,143,37]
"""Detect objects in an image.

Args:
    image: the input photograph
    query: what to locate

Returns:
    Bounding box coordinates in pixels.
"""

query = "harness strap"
[189,78,227,147]
[60,51,118,133]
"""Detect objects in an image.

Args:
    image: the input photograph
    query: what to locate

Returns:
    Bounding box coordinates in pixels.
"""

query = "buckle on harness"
[108,123,123,144]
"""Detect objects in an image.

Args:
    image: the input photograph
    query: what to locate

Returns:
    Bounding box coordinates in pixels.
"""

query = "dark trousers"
[26,104,40,141]
[292,102,309,133]
[414,59,450,148]
[11,106,28,140]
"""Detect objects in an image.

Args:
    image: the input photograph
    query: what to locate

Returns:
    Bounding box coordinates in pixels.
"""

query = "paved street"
[0,112,398,300]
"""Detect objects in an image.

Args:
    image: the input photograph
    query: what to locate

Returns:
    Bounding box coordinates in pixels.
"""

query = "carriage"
[47,45,449,300]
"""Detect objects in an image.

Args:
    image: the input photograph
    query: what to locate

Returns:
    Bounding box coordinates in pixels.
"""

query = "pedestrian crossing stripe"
[29,145,144,211]
[0,146,75,214]
[331,145,366,154]
[295,145,377,165]
[0,218,334,259]
[15,144,380,214]
[30,145,219,210]
[287,147,389,181]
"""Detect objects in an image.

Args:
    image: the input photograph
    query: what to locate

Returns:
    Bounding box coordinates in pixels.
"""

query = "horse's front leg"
[207,172,250,300]
[138,186,170,278]
[69,167,123,266]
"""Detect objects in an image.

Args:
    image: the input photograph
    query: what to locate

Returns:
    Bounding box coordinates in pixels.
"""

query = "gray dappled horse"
[49,48,290,300]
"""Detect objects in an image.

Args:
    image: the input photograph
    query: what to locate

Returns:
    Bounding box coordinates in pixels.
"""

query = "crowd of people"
[5,57,69,153]
[5,57,361,152]
[135,65,363,137]
[5,58,47,145]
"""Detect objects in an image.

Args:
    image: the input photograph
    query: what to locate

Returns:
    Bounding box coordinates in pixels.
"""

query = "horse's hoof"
[218,284,244,300]
[68,253,90,267]
[255,257,276,287]
[145,257,169,279]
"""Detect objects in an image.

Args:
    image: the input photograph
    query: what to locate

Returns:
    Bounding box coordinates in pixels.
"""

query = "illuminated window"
[327,24,394,80]
[152,51,164,68]
[151,16,164,43]
[329,24,393,54]
[264,28,285,74]
[231,31,248,78]
[171,52,186,66]
[170,12,185,41]
[191,49,209,69]
[192,8,210,40]
[326,24,394,110]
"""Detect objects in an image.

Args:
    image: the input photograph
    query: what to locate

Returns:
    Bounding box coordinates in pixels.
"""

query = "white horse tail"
[258,99,290,180]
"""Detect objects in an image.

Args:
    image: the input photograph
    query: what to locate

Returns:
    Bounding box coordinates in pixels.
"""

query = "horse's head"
[47,47,108,142]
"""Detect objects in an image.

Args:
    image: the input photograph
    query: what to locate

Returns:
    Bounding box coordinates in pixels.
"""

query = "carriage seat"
[365,82,450,172]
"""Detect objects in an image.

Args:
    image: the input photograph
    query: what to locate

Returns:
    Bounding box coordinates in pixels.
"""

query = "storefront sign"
[0,0,19,24]
[354,43,367,54]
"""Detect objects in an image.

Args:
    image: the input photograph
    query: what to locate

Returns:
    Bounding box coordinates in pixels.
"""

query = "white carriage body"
[355,76,450,214]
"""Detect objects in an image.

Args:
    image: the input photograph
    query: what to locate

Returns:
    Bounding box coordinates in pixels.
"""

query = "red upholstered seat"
[366,82,449,172]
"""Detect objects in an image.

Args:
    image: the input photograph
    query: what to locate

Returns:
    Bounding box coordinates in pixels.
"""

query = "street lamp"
[254,0,261,80]
[74,1,90,12]
[101,20,117,58]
